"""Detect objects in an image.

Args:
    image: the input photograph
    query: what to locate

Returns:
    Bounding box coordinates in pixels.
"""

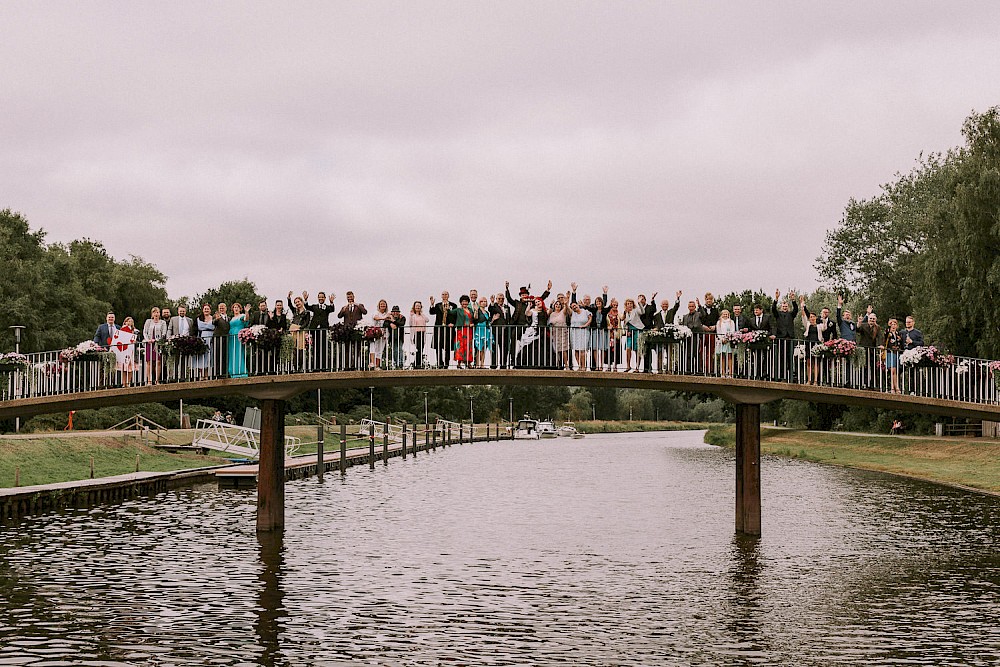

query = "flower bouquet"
[158,335,209,358]
[717,332,744,347]
[329,323,362,344]
[363,326,385,341]
[0,352,29,373]
[58,341,116,372]
[811,338,858,360]
[900,346,955,368]
[657,324,693,345]
[990,360,1000,389]
[793,344,806,360]
[238,325,285,351]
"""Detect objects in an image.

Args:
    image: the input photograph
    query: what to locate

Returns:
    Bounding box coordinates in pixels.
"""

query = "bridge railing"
[2,326,998,407]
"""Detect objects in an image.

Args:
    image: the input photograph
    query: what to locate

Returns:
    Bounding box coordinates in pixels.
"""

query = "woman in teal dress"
[228,302,248,378]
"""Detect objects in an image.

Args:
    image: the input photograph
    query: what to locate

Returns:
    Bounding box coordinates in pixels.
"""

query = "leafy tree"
[193,278,266,313]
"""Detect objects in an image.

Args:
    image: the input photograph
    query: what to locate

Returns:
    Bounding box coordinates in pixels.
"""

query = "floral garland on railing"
[810,338,861,360]
[157,335,209,358]
[58,341,116,371]
[0,352,30,372]
[643,324,692,349]
[989,360,1000,389]
[900,346,955,368]
[238,325,284,351]
[363,326,385,341]
[329,323,363,344]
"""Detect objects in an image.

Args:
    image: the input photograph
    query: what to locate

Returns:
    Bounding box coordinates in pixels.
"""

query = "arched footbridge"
[3,332,997,536]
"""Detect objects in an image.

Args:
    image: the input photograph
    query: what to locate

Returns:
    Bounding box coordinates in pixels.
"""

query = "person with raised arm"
[637,292,658,373]
[800,295,821,385]
[680,297,705,374]
[771,289,798,382]
[408,301,429,369]
[488,292,511,369]
[652,292,681,373]
[697,293,719,376]
[856,306,882,390]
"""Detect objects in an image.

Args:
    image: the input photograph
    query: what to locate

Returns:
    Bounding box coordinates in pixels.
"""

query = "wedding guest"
[248,300,271,327]
[771,289,798,382]
[652,293,681,373]
[337,291,367,328]
[903,316,925,395]
[549,299,570,370]
[268,300,289,332]
[621,298,644,372]
[800,299,821,385]
[429,291,457,369]
[193,304,215,379]
[303,290,334,369]
[449,295,476,370]
[113,316,138,387]
[836,295,857,342]
[857,307,882,389]
[680,300,705,374]
[749,303,774,380]
[167,305,194,382]
[385,305,406,369]
[228,303,248,378]
[697,293,719,375]
[160,307,171,321]
[637,293,657,373]
[409,301,429,369]
[885,318,903,394]
[142,306,167,385]
[715,309,736,378]
[369,300,390,369]
[93,312,117,349]
[606,299,622,371]
[213,302,230,378]
[569,300,592,371]
[489,293,511,369]
[472,297,492,369]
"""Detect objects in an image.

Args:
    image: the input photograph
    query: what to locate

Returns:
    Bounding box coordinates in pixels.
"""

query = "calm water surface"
[0,430,998,666]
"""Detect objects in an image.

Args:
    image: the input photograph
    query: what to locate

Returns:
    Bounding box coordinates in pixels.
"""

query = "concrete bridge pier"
[257,399,286,532]
[734,403,761,537]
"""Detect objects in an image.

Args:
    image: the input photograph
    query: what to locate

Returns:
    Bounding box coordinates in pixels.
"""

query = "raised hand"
[302,291,309,300]
[867,304,874,314]
[775,288,781,300]
[676,290,682,300]
[429,295,435,305]
[837,294,844,307]
[571,282,578,292]
[651,291,658,301]
[287,290,293,299]
[695,297,701,307]
[547,280,553,291]
[329,293,336,302]
[505,280,510,289]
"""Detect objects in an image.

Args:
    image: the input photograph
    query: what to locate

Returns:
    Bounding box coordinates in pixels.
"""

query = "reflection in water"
[0,431,997,665]
[256,530,285,667]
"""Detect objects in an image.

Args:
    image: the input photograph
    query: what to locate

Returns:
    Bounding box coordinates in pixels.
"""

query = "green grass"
[704,425,1000,493]
[0,434,231,488]
[574,420,714,434]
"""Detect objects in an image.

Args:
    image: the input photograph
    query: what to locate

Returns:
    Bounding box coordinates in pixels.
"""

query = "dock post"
[735,403,762,536]
[257,399,287,532]
[369,429,376,470]
[402,423,407,460]
[383,431,389,465]
[316,425,324,481]
[339,423,347,475]
[432,427,437,451]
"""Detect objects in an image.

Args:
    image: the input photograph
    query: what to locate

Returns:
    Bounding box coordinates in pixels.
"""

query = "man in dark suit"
[651,293,680,372]
[301,291,335,370]
[489,292,510,369]
[904,316,925,395]
[836,295,858,387]
[505,279,552,368]
[213,302,230,378]
[93,312,117,348]
[248,300,270,327]
[429,291,457,369]
[748,303,774,379]
[856,309,882,390]
[771,289,798,382]
[697,293,720,375]
[680,299,705,373]
[337,291,367,328]
[637,292,657,372]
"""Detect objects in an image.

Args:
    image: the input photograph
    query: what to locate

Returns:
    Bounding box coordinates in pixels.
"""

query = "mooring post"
[383,430,389,465]
[432,426,437,451]
[735,403,762,536]
[257,399,287,532]
[402,422,407,460]
[316,425,324,481]
[339,422,347,475]
[369,429,376,470]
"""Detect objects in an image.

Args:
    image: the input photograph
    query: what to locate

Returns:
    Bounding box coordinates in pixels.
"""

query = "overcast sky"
[3,1,998,311]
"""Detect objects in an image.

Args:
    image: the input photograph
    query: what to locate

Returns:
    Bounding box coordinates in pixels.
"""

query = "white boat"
[537,420,559,439]
[514,418,540,440]
[557,422,585,439]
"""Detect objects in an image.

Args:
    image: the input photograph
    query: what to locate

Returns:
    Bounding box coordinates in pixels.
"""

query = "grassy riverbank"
[704,425,1000,494]
[0,434,231,488]
[574,420,713,434]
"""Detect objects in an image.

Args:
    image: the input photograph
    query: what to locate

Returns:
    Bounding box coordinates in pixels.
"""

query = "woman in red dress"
[450,295,475,369]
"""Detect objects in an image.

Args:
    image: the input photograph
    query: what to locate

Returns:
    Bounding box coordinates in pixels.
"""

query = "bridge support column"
[257,399,286,532]
[735,403,761,537]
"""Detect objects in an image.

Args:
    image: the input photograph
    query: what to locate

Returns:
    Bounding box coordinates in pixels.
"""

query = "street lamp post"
[424,391,429,430]
[508,397,513,424]
[10,325,25,433]
[469,396,474,426]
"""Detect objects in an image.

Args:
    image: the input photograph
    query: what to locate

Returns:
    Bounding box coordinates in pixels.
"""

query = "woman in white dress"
[112,316,138,387]
[369,299,389,369]
[621,298,645,372]
[409,301,429,369]
[569,301,592,370]
[517,298,544,367]
[714,309,737,378]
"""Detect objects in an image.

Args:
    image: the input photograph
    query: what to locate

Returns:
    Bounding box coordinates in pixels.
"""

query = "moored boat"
[537,419,559,438]
[557,422,585,438]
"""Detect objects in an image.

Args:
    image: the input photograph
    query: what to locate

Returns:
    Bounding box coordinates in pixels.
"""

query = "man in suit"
[505,279,552,367]
[637,292,658,373]
[836,295,858,387]
[489,292,510,369]
[248,300,270,327]
[94,312,117,348]
[697,293,720,375]
[165,306,194,382]
[652,293,680,372]
[302,291,335,370]
[856,308,882,390]
[213,302,230,378]
[730,304,751,378]
[337,291,367,328]
[680,299,705,373]
[771,289,798,382]
[429,291,457,369]
[748,303,774,379]
[904,316,926,395]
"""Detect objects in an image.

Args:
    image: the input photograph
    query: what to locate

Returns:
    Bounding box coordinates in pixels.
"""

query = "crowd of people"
[86,282,938,395]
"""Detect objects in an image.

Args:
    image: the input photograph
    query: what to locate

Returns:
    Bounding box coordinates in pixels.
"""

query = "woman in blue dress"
[472,297,493,368]
[193,303,215,379]
[228,302,248,378]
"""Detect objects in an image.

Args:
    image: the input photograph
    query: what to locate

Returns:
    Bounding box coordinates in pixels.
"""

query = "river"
[0,430,998,665]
